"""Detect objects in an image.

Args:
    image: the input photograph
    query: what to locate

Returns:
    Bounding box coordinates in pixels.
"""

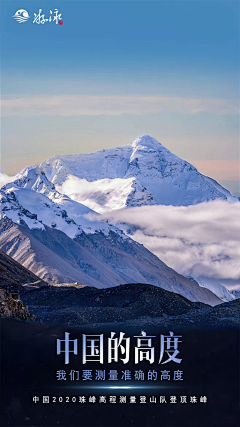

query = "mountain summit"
[18,134,237,213]
[129,134,164,149]
[0,135,236,305]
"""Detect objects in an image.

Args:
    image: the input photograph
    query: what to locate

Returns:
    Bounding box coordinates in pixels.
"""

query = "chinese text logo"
[12,9,63,25]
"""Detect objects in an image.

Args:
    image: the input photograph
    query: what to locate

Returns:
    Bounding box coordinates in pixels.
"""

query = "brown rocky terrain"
[0,288,36,321]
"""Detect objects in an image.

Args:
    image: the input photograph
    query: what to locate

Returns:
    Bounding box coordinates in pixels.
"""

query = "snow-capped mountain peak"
[1,168,127,238]
[11,135,238,214]
[13,167,58,198]
[129,135,166,164]
[0,135,233,305]
[129,134,164,150]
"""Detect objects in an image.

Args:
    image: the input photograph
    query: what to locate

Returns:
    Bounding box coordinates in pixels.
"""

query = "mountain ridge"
[0,217,222,306]
[15,134,236,214]
[0,134,237,306]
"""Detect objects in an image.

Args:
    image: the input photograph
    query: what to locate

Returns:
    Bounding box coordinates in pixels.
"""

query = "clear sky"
[1,0,239,195]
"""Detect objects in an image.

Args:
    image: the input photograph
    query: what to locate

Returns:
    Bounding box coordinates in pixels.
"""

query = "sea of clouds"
[1,170,239,291]
[97,201,240,288]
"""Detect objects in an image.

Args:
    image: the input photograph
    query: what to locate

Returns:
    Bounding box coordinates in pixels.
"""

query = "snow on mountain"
[0,217,124,288]
[56,176,155,213]
[0,171,224,305]
[188,277,235,303]
[231,290,240,299]
[15,134,237,213]
[1,169,123,238]
[0,134,236,306]
[0,188,45,231]
[0,216,222,306]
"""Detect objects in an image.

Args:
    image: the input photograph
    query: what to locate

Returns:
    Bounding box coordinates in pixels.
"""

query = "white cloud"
[57,175,135,213]
[98,201,240,283]
[0,173,14,189]
[2,95,238,117]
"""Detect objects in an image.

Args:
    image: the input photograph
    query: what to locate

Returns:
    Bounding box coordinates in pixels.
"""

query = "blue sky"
[1,0,239,194]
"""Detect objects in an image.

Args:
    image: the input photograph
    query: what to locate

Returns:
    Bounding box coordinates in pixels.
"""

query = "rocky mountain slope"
[188,277,235,303]
[0,248,47,293]
[0,245,237,329]
[231,289,240,299]
[0,250,44,320]
[0,217,222,305]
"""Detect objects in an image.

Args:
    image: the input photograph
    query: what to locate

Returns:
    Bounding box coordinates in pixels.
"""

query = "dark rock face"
[0,247,47,294]
[0,288,36,321]
[17,282,207,325]
[0,248,46,321]
[18,283,240,328]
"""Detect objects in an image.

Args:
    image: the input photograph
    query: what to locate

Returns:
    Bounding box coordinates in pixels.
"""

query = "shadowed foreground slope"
[0,248,47,292]
[17,282,240,328]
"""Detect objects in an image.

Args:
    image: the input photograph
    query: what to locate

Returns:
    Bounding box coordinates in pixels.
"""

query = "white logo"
[13,9,30,23]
